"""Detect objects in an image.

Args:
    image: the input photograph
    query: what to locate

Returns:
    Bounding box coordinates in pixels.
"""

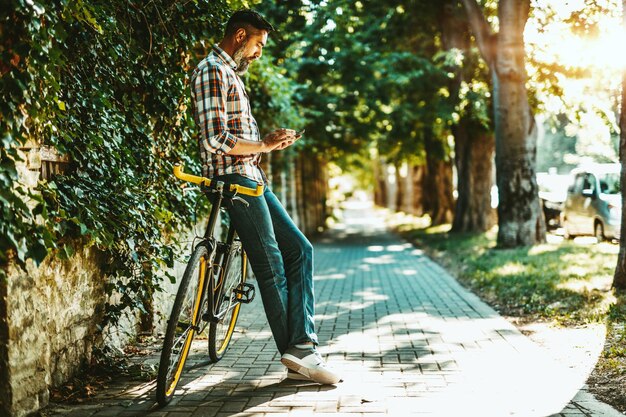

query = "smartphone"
[295,129,306,138]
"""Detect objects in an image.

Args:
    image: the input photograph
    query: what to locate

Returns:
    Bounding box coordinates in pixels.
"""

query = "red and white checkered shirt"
[191,45,265,183]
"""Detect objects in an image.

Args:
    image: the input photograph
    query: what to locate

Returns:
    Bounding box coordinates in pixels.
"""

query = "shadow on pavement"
[44,202,612,416]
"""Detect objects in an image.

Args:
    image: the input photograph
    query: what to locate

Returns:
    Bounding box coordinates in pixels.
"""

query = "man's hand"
[262,128,300,152]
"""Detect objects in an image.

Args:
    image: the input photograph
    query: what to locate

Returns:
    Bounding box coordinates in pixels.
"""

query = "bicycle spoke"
[209,245,246,361]
[166,327,191,373]
[157,244,211,406]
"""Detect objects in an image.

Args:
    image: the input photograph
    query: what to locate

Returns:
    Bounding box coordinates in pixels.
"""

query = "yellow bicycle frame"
[173,164,263,197]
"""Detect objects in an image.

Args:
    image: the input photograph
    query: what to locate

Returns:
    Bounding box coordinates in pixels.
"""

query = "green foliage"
[536,123,577,173]
[528,0,622,162]
[256,0,492,171]
[0,0,234,327]
[246,54,306,136]
[5,0,620,332]
[403,224,617,324]
[1,0,58,270]
[0,0,315,333]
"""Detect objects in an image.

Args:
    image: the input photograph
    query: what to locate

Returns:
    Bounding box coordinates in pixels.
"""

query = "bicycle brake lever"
[232,196,249,207]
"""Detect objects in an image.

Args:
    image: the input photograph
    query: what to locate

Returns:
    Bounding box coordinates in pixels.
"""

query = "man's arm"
[193,65,239,155]
[229,128,299,155]
[193,64,298,156]
[228,137,266,154]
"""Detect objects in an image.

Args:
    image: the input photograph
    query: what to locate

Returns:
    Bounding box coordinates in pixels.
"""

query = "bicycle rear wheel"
[156,243,212,406]
[208,241,247,362]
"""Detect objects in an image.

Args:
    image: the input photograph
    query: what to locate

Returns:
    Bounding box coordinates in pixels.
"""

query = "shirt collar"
[212,44,237,70]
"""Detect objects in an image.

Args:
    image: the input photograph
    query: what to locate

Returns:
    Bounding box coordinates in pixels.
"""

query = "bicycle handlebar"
[173,164,263,197]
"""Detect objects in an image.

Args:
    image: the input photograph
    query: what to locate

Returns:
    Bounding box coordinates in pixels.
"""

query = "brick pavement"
[45,203,623,417]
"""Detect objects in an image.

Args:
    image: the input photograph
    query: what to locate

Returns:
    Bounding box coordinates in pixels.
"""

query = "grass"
[392,213,619,326]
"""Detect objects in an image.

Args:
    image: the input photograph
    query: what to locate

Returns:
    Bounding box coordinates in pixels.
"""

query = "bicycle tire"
[156,243,212,406]
[208,241,247,362]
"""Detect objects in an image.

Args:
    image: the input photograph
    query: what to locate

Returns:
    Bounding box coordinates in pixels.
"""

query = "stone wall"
[0,225,210,417]
[102,235,192,351]
[1,274,10,417]
[0,145,228,416]
[1,246,105,417]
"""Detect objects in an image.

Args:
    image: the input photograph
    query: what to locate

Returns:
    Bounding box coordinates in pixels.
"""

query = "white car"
[562,163,621,241]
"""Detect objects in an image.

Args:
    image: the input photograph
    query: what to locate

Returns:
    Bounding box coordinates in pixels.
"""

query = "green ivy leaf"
[1,0,235,331]
[26,241,49,266]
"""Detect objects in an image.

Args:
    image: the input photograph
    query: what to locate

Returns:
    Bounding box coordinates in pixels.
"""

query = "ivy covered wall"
[2,0,229,329]
[1,1,323,415]
[1,0,314,326]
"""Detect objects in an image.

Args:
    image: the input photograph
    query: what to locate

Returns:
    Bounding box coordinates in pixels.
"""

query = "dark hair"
[224,9,274,37]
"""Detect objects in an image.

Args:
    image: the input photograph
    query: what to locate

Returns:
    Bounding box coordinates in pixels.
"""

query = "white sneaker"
[280,346,342,385]
[286,369,313,381]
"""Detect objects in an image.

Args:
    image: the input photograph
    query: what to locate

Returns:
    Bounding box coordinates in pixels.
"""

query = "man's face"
[233,29,268,75]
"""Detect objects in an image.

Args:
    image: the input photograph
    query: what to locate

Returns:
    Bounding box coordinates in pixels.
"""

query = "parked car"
[562,163,621,241]
[537,171,570,230]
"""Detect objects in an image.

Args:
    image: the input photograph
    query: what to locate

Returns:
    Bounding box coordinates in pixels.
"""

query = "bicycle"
[156,163,262,406]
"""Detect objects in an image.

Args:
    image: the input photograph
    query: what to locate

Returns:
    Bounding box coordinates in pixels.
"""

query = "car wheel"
[594,221,605,242]
[563,218,574,240]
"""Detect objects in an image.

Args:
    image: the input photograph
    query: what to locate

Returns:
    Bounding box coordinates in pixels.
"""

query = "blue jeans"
[212,174,318,354]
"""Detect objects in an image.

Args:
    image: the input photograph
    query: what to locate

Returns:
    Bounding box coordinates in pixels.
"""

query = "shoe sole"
[281,355,341,385]
[286,371,313,381]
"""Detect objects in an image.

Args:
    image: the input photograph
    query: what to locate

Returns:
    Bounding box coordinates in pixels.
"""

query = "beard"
[233,40,254,75]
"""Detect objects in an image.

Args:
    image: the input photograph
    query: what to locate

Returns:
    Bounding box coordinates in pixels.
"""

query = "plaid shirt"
[191,45,265,183]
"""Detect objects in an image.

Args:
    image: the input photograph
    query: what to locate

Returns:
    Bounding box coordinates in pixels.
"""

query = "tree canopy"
[2,0,624,319]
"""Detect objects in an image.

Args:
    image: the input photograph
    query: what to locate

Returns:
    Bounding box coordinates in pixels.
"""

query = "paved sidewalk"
[46,203,623,417]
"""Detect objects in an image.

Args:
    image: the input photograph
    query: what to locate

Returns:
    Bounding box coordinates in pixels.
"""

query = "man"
[191,9,341,385]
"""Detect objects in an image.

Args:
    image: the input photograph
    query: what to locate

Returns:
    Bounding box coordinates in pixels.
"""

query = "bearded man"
[190,9,341,385]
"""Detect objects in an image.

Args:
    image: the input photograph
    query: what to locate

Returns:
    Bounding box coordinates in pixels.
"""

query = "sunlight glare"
[492,262,528,277]
[556,275,612,293]
[527,243,559,255]
[527,2,626,71]
[563,28,626,71]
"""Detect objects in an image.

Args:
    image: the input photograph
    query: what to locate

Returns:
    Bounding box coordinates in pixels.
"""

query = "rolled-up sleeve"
[193,65,238,155]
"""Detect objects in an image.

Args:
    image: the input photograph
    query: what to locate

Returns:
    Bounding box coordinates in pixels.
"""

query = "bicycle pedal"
[233,283,256,304]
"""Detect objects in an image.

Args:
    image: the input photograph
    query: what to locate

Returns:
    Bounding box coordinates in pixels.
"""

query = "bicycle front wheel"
[156,243,212,406]
[208,241,247,362]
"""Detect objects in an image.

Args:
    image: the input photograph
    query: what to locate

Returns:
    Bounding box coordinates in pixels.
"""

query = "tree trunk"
[301,155,315,234]
[460,0,545,246]
[295,152,328,235]
[287,156,299,225]
[424,133,455,225]
[410,164,426,216]
[612,0,626,289]
[374,157,388,207]
[139,284,154,332]
[439,0,496,233]
[395,161,405,212]
[269,151,282,202]
[452,129,496,232]
[261,152,272,186]
[493,1,544,246]
[400,162,414,213]
[294,154,305,231]
[316,157,329,232]
[267,151,327,236]
[426,161,455,225]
